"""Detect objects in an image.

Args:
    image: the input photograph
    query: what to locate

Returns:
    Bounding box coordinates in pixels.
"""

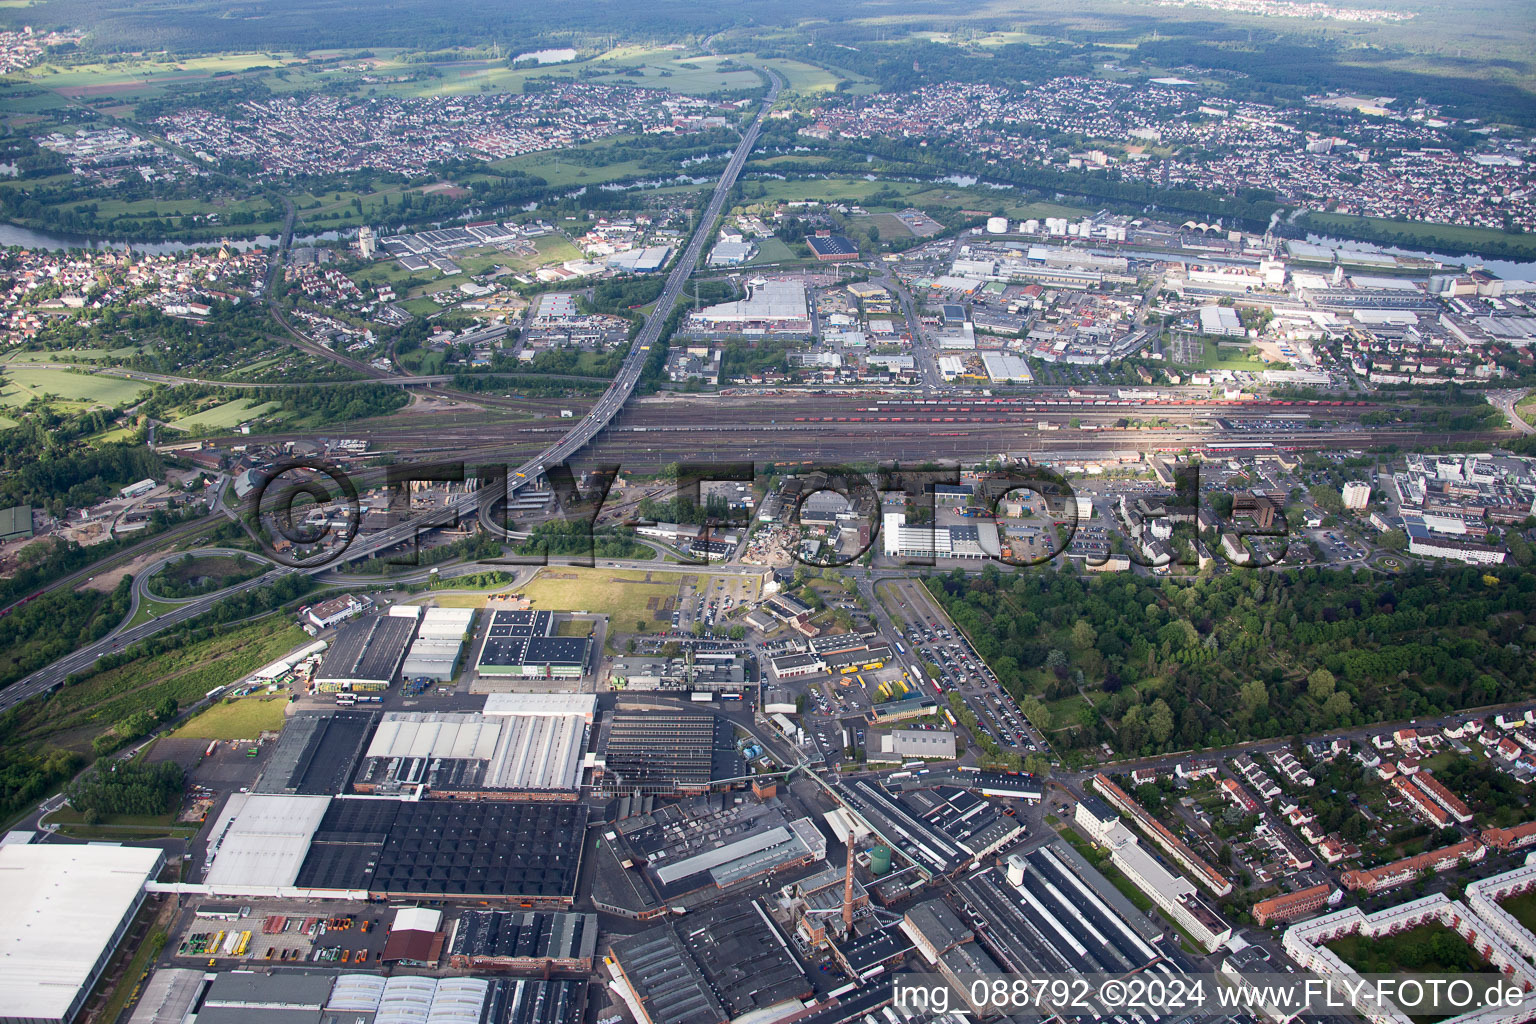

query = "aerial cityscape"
[0,1,1535,1023]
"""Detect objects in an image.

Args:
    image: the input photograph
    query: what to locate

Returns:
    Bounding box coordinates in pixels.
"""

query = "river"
[0,223,348,255]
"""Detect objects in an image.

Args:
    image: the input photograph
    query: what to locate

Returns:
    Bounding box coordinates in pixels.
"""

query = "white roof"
[418,607,475,639]
[392,907,444,933]
[695,279,807,322]
[367,713,503,760]
[484,712,587,791]
[481,693,597,720]
[0,844,163,1020]
[202,793,330,891]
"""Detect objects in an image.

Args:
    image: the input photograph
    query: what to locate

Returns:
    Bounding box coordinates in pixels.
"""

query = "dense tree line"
[0,441,162,511]
[925,563,1536,761]
[66,760,185,817]
[0,576,132,693]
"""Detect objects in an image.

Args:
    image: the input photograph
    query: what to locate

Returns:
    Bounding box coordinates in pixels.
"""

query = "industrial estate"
[2,2,1536,1024]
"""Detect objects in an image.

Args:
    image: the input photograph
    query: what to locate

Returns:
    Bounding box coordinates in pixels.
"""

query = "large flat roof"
[0,844,163,1021]
[316,615,417,685]
[203,793,331,891]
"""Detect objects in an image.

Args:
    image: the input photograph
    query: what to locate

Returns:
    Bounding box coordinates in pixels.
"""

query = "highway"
[0,68,783,715]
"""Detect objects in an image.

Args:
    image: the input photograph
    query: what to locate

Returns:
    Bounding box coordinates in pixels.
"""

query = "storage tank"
[985,216,1009,234]
[870,845,893,876]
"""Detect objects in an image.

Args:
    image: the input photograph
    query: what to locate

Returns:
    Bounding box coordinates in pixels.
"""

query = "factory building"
[689,278,810,335]
[0,843,165,1024]
[448,911,599,972]
[1100,820,1232,951]
[596,710,742,796]
[352,696,593,799]
[607,898,811,1024]
[199,793,586,905]
[313,611,417,691]
[590,793,826,919]
[474,606,592,680]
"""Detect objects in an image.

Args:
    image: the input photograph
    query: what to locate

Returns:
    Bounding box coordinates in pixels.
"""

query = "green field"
[1165,337,1266,372]
[0,366,150,410]
[172,696,289,740]
[165,398,282,433]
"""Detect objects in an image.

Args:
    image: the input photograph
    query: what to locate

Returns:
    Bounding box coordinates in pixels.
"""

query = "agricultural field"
[0,366,150,411]
[750,55,873,96]
[171,696,289,740]
[4,617,308,752]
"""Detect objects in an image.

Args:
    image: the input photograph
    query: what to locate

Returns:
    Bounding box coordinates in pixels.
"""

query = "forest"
[65,760,185,818]
[925,563,1536,762]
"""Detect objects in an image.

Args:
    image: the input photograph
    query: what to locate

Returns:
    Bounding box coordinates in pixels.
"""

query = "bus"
[720,692,743,701]
[334,693,357,707]
[895,641,906,655]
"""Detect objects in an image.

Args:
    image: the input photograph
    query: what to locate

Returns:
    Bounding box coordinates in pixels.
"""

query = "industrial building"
[0,843,165,1024]
[949,841,1237,1023]
[303,593,367,631]
[0,504,32,542]
[1100,819,1232,951]
[252,710,376,795]
[590,793,827,918]
[448,911,599,972]
[980,351,1033,383]
[296,798,586,903]
[597,710,743,795]
[474,607,592,680]
[125,970,205,1024]
[401,607,474,682]
[380,907,447,966]
[830,778,1021,879]
[200,793,586,904]
[313,612,417,691]
[352,704,591,799]
[607,898,811,1024]
[688,278,811,335]
[198,970,335,1024]
[326,973,581,1024]
[806,234,858,261]
[876,728,957,761]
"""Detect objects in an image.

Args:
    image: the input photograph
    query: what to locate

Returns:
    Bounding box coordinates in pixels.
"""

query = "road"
[0,68,783,716]
[1488,388,1535,435]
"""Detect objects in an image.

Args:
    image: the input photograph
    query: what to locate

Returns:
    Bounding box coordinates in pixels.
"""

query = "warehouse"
[198,971,334,1024]
[201,794,587,904]
[351,707,590,799]
[253,710,376,795]
[314,613,418,690]
[403,607,476,682]
[877,728,957,761]
[126,970,205,1024]
[474,608,591,680]
[295,798,587,905]
[981,351,1034,383]
[608,898,810,1024]
[0,844,165,1024]
[448,911,599,972]
[325,975,489,1024]
[688,278,811,335]
[202,793,334,894]
[598,710,742,795]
